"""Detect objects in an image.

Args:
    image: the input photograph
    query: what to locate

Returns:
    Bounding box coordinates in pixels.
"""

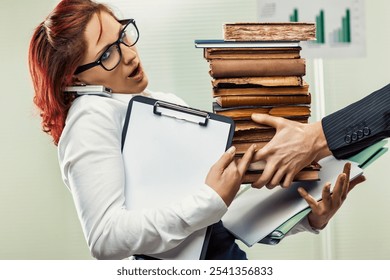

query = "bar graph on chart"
[289,8,299,22]
[331,9,351,44]
[257,0,365,58]
[314,10,325,44]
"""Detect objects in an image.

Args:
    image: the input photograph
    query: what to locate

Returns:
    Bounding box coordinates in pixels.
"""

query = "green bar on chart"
[346,9,351,42]
[315,10,325,44]
[290,8,298,22]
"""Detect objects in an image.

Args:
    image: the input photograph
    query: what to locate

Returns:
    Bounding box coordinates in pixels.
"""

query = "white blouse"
[58,90,316,260]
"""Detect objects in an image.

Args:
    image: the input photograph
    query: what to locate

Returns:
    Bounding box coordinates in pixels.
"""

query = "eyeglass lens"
[122,23,138,46]
[101,23,138,71]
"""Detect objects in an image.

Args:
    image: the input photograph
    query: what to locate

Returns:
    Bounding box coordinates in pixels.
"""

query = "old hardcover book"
[215,94,311,107]
[242,170,319,184]
[204,47,301,60]
[195,39,300,48]
[213,82,309,97]
[233,141,268,155]
[212,76,303,87]
[213,103,311,120]
[234,119,308,132]
[246,160,321,172]
[223,22,316,42]
[209,58,306,78]
[233,129,276,143]
[235,121,272,132]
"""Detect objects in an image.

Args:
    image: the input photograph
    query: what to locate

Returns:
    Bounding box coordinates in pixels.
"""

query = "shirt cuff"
[287,216,320,237]
[180,184,228,229]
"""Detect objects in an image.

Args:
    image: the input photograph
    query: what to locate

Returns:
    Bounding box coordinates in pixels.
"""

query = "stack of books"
[195,22,319,183]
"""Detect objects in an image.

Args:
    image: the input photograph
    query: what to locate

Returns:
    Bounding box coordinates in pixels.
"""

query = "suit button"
[357,129,364,139]
[363,127,370,136]
[345,135,352,144]
[351,132,358,141]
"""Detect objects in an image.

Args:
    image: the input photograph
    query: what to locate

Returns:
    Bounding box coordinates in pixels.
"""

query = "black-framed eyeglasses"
[74,19,139,75]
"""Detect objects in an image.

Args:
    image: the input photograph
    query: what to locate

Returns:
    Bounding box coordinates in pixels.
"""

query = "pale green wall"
[0,0,388,259]
[0,0,92,259]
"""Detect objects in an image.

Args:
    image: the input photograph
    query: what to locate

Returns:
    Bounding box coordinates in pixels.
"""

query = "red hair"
[28,0,114,145]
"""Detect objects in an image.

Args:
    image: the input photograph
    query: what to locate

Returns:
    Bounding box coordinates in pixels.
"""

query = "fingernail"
[251,144,257,151]
[227,146,236,154]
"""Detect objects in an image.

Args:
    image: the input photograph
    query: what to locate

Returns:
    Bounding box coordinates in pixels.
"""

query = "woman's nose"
[120,44,137,65]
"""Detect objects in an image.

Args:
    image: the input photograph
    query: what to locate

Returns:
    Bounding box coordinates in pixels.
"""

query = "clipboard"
[121,95,235,259]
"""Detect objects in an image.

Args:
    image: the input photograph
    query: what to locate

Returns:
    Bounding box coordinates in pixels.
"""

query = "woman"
[28,0,363,260]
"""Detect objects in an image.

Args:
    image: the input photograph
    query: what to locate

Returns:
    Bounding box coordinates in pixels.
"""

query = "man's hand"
[298,162,366,229]
[251,114,332,189]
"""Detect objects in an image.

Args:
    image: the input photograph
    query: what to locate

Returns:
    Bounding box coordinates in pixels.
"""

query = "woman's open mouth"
[128,64,140,78]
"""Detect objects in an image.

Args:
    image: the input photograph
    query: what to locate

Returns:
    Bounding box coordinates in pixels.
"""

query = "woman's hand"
[298,162,366,230]
[206,144,256,206]
[250,114,332,189]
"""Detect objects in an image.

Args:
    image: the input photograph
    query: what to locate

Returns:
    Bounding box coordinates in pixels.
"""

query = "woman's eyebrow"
[93,22,123,60]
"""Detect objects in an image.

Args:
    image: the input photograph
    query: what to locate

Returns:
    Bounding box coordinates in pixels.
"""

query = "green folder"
[348,139,388,169]
[259,207,312,245]
[260,139,388,245]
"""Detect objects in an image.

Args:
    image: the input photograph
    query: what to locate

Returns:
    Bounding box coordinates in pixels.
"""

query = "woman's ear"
[71,76,85,86]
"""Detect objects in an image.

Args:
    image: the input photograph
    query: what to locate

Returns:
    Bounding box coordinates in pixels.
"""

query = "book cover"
[204,47,301,60]
[233,128,276,143]
[232,141,268,155]
[212,76,303,87]
[215,94,311,108]
[195,39,301,48]
[242,170,319,184]
[234,119,307,132]
[223,22,316,42]
[209,58,306,78]
[213,82,309,97]
[213,102,311,120]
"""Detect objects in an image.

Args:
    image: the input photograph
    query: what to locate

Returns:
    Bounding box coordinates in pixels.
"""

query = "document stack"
[195,22,318,183]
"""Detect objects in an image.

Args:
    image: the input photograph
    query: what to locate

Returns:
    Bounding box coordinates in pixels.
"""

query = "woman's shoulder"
[70,94,127,116]
[66,95,128,129]
[145,89,188,106]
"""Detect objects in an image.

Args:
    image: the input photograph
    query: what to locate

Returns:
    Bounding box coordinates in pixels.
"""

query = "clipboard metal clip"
[153,101,210,126]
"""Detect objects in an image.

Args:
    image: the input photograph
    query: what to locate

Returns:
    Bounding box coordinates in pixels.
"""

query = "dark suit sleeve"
[321,83,390,159]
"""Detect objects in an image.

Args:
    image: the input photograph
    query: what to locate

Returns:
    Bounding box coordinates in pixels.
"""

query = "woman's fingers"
[212,146,236,172]
[237,144,257,176]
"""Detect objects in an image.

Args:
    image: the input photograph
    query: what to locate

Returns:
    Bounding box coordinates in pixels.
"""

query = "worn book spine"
[204,47,301,60]
[223,22,316,42]
[246,160,321,172]
[241,170,319,184]
[213,82,309,97]
[234,119,308,132]
[213,103,311,120]
[233,129,276,143]
[209,58,306,78]
[216,94,311,107]
[235,120,272,132]
[232,141,268,155]
[212,76,303,87]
